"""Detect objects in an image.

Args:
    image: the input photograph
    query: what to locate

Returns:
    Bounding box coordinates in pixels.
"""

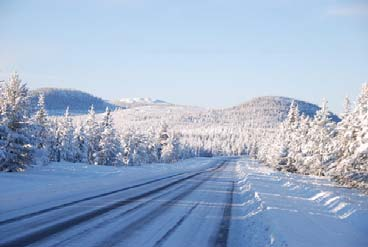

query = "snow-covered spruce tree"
[59,107,76,162]
[342,96,352,119]
[0,124,7,166]
[0,84,8,167]
[333,84,368,190]
[161,132,180,163]
[269,101,300,172]
[146,127,160,162]
[132,133,154,165]
[292,114,312,174]
[303,99,337,176]
[121,128,135,165]
[95,107,122,166]
[47,119,62,162]
[157,122,170,161]
[32,93,49,165]
[73,125,88,163]
[329,96,353,174]
[0,73,33,172]
[121,130,144,165]
[121,128,157,166]
[84,105,100,164]
[248,139,259,159]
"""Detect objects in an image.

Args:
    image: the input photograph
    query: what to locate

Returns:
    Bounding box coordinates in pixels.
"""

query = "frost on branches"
[94,108,123,166]
[331,84,368,190]
[0,73,33,171]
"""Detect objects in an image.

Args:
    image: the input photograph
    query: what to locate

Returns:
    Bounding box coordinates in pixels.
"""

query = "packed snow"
[0,157,218,218]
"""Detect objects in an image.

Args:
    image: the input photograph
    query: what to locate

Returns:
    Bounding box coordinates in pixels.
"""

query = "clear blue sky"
[0,0,367,113]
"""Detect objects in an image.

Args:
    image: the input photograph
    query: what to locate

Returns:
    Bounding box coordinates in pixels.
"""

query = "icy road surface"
[0,157,368,247]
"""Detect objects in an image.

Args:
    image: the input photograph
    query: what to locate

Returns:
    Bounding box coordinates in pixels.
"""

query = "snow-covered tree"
[342,96,352,119]
[0,73,33,171]
[32,93,49,165]
[95,108,122,166]
[48,119,61,162]
[269,101,300,172]
[73,125,88,163]
[302,99,337,176]
[292,114,312,174]
[59,107,75,162]
[332,84,368,189]
[157,122,169,161]
[85,105,100,164]
[161,132,180,163]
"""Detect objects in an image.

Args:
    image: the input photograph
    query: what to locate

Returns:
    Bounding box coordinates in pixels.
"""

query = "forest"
[0,73,367,191]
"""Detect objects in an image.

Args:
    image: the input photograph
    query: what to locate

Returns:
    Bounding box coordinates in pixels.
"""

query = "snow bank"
[234,157,368,247]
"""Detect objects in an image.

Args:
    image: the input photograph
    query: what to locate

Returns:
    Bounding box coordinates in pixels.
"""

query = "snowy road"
[0,158,239,247]
[1,157,368,247]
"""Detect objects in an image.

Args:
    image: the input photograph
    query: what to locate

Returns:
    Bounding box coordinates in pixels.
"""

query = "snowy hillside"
[225,96,340,128]
[31,87,338,127]
[30,88,119,115]
[109,96,340,132]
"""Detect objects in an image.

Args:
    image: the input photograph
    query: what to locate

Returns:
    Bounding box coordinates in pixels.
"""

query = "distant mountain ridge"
[120,97,168,104]
[29,88,340,126]
[29,88,119,115]
[112,97,170,108]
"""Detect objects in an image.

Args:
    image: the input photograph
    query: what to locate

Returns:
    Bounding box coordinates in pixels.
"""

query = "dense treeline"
[0,73,199,171]
[248,85,368,191]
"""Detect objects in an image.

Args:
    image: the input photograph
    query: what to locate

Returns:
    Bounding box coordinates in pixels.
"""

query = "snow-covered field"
[0,157,367,247]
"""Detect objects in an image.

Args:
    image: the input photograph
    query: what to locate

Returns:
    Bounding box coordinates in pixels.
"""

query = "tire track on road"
[49,183,189,247]
[97,162,227,247]
[0,172,189,226]
[214,181,235,247]
[153,202,200,247]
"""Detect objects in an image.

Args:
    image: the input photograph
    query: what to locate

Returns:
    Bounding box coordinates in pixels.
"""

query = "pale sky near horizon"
[0,0,367,113]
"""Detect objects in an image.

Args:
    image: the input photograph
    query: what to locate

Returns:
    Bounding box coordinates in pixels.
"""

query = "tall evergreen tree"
[60,107,75,162]
[303,99,336,176]
[85,105,100,164]
[157,122,169,161]
[95,108,122,166]
[0,83,8,167]
[0,73,33,171]
[32,93,49,165]
[270,101,300,172]
[48,119,61,162]
[161,132,180,163]
[73,125,88,163]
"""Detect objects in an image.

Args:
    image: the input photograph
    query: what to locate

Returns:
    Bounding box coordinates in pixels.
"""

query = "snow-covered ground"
[0,157,367,247]
[233,158,368,247]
